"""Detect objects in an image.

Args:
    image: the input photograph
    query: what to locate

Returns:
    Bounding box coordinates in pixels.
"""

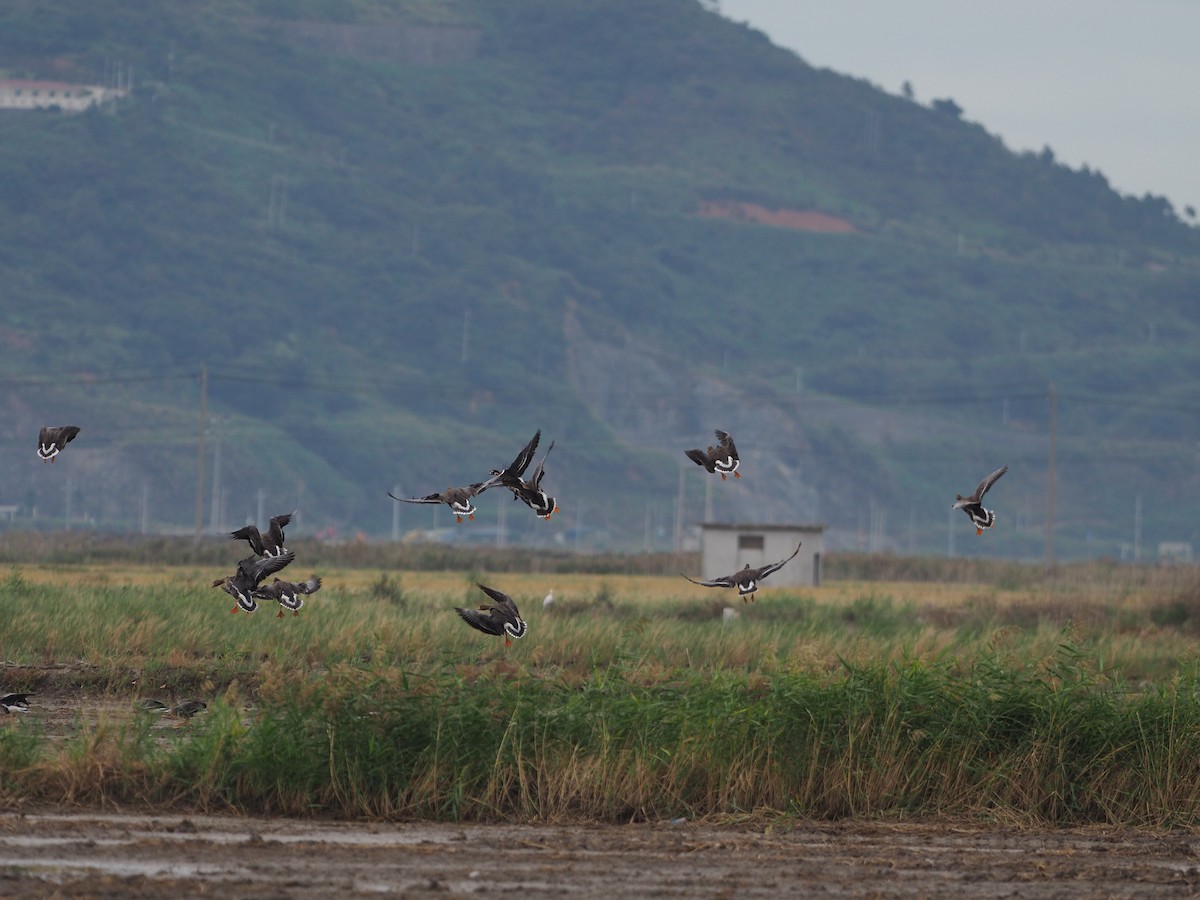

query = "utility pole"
[194,366,207,540]
[674,463,686,552]
[1046,383,1057,569]
[1133,493,1143,563]
[209,435,222,534]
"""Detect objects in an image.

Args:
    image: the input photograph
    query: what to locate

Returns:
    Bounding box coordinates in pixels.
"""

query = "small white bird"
[543,590,555,610]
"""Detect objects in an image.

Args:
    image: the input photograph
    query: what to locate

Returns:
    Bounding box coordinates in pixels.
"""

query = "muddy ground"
[4,675,1200,896]
[1,811,1198,898]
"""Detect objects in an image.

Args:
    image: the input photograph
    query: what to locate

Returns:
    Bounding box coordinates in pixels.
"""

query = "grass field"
[3,553,1200,827]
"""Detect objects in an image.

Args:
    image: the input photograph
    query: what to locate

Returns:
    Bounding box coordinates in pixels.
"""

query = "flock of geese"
[13,423,1010,716]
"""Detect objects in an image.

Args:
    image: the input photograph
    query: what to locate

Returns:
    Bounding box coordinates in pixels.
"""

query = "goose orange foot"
[976,528,983,536]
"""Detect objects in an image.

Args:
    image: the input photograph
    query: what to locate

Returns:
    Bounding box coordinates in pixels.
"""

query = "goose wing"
[389,491,446,505]
[755,542,802,580]
[241,550,295,588]
[494,430,540,484]
[529,440,555,489]
[681,572,735,589]
[229,525,266,555]
[454,606,505,636]
[684,447,715,472]
[972,465,1009,501]
[476,582,521,619]
[714,430,737,459]
[266,512,293,543]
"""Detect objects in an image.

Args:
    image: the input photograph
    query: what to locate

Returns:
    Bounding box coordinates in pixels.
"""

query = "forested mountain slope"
[1,0,1197,557]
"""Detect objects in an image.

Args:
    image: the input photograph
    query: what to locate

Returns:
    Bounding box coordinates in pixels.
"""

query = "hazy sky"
[719,1,1200,216]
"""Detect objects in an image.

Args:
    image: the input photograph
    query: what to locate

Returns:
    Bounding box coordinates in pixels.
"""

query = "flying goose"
[953,465,1009,535]
[229,512,293,557]
[212,551,296,614]
[38,425,80,462]
[685,429,740,480]
[682,542,802,603]
[253,575,322,618]
[496,438,559,519]
[388,478,499,523]
[455,583,528,647]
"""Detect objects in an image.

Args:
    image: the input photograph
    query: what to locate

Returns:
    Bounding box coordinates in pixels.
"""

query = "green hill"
[1,0,1198,559]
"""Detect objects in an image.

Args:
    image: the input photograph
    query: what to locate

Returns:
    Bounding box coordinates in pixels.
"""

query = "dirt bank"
[1,811,1196,897]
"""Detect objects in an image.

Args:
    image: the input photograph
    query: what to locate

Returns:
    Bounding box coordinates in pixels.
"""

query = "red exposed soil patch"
[698,200,857,233]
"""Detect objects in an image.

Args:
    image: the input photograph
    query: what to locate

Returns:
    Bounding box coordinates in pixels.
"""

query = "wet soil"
[1,811,1198,898]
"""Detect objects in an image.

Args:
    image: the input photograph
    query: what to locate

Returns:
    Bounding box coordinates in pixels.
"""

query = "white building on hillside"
[0,80,125,112]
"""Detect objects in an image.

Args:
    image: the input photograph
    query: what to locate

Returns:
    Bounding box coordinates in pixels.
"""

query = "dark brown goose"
[137,698,207,726]
[229,512,293,557]
[681,542,801,603]
[684,429,740,480]
[212,551,296,614]
[38,425,80,463]
[455,583,528,647]
[494,434,559,519]
[952,465,1009,535]
[1,693,31,713]
[254,575,322,618]
[388,478,499,523]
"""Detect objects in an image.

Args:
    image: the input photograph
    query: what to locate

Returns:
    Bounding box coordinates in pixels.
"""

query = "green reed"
[8,648,1198,826]
[4,565,1200,825]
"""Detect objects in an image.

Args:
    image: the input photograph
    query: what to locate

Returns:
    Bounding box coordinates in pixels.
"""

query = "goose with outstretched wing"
[952,465,1009,535]
[682,542,801,603]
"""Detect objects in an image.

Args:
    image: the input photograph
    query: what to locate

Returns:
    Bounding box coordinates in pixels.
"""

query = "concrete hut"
[699,522,825,588]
